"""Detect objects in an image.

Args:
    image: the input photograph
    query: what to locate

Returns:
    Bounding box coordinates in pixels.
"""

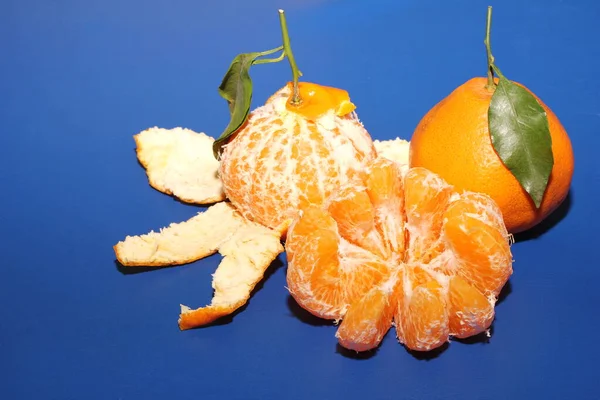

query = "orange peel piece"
[114,202,284,327]
[178,222,284,329]
[336,100,357,117]
[284,81,356,120]
[134,126,225,204]
[373,137,410,168]
[114,202,245,267]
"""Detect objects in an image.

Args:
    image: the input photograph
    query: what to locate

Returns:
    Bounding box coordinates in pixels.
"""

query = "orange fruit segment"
[404,167,453,262]
[447,275,494,339]
[327,187,388,259]
[285,206,345,319]
[443,193,512,297]
[336,285,395,352]
[365,158,406,257]
[286,158,513,352]
[286,206,389,320]
[396,277,449,351]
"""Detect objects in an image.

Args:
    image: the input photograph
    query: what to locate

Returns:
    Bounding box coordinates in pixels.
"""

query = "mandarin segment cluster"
[286,159,513,352]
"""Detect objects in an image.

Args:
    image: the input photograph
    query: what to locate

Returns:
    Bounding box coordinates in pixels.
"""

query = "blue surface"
[2,0,599,399]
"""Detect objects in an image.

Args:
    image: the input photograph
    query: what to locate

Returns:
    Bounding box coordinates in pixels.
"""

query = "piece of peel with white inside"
[114,202,284,328]
[179,223,284,329]
[135,126,225,204]
[374,137,410,168]
[114,202,246,266]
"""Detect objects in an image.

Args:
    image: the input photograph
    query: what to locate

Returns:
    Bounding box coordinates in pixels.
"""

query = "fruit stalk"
[278,9,302,105]
[484,6,495,91]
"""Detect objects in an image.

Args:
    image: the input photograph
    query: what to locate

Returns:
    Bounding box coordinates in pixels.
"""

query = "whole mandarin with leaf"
[409,7,574,233]
[214,10,376,231]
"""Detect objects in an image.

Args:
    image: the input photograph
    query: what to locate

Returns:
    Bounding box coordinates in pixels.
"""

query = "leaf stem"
[491,63,506,80]
[254,51,286,65]
[278,9,302,105]
[258,45,284,57]
[484,6,496,91]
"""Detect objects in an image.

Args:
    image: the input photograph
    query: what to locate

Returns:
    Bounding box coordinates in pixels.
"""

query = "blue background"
[2,0,599,399]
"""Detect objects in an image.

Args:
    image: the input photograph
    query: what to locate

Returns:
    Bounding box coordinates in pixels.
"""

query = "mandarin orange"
[285,157,513,352]
[409,77,574,234]
[219,82,377,232]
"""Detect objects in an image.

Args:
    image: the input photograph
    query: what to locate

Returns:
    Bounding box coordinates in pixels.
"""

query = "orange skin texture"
[285,81,356,120]
[179,304,241,330]
[409,77,575,233]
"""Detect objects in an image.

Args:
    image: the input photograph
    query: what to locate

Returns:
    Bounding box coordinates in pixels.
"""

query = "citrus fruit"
[409,77,574,233]
[410,6,574,234]
[219,81,377,231]
[285,157,513,352]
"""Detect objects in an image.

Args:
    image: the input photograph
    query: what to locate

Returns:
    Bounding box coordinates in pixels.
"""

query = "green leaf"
[488,76,554,208]
[212,46,284,160]
[212,52,261,160]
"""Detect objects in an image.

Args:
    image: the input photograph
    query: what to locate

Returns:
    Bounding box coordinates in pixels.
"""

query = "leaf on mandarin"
[213,47,284,159]
[488,76,554,208]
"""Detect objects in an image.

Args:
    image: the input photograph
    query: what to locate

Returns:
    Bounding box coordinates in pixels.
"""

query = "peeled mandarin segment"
[443,196,513,297]
[336,287,395,352]
[287,207,339,270]
[292,124,327,211]
[219,113,266,221]
[408,265,433,288]
[250,126,288,226]
[403,167,454,261]
[286,206,345,319]
[327,187,388,259]
[365,158,406,257]
[394,267,438,344]
[396,279,449,352]
[447,192,507,234]
[302,260,388,322]
[448,276,495,338]
[305,241,388,320]
[301,259,346,319]
[338,259,389,314]
[365,158,404,205]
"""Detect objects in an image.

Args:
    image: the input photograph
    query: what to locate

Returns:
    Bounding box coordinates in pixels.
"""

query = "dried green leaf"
[488,76,554,207]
